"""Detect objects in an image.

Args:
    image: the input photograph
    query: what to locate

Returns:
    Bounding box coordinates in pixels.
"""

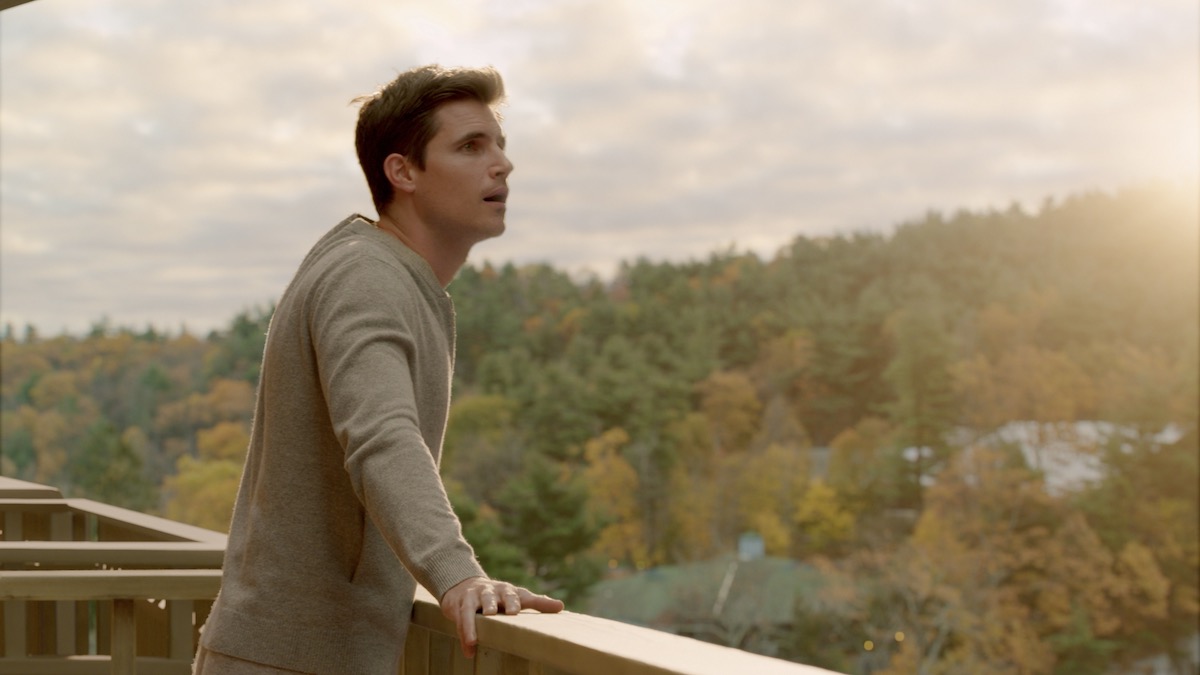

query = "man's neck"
[374,211,467,288]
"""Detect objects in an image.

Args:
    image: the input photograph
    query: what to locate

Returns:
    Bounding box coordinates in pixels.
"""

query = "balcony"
[1,476,840,674]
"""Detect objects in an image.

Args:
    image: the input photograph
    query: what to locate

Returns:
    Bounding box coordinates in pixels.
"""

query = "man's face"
[409,98,513,247]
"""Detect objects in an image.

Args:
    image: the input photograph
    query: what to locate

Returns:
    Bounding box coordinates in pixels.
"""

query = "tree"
[792,480,854,556]
[826,417,911,525]
[583,428,652,569]
[883,301,958,507]
[498,454,603,604]
[69,420,156,511]
[733,442,808,556]
[163,454,242,531]
[441,393,524,506]
[695,370,762,455]
[446,481,528,585]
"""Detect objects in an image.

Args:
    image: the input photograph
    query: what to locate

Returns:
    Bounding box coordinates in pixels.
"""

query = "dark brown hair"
[353,65,505,214]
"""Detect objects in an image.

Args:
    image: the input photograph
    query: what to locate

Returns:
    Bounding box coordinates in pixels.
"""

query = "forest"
[1,184,1197,674]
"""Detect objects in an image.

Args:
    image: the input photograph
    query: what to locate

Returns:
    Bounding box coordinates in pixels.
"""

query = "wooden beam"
[1,502,27,657]
[167,601,193,661]
[0,570,222,602]
[0,478,61,500]
[0,542,224,567]
[0,499,67,516]
[0,656,191,675]
[110,600,135,675]
[410,587,839,675]
[402,625,429,675]
[0,500,227,545]
[65,501,228,545]
[51,512,75,657]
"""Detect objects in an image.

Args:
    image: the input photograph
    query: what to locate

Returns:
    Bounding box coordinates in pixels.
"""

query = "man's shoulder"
[303,216,414,281]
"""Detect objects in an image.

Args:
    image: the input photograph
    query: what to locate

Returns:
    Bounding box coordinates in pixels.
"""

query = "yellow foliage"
[32,409,69,483]
[695,370,762,454]
[735,443,807,555]
[163,455,242,532]
[666,463,717,561]
[1116,541,1171,623]
[155,378,254,436]
[28,371,79,409]
[208,379,255,421]
[794,480,854,554]
[583,428,652,568]
[746,510,790,555]
[951,345,1095,429]
[666,412,715,473]
[196,421,250,462]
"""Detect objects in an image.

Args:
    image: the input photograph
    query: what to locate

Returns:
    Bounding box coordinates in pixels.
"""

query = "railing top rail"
[0,541,225,567]
[0,498,228,544]
[0,568,223,601]
[411,587,840,675]
[0,476,62,499]
[67,498,229,544]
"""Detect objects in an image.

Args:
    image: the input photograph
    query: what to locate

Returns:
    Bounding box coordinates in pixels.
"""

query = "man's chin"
[467,221,506,247]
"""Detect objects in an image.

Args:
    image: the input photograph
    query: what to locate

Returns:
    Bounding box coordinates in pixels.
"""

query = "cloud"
[1,0,1196,334]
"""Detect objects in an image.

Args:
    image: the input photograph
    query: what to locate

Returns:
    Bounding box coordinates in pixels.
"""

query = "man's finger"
[517,589,565,614]
[458,596,479,658]
[480,588,498,615]
[502,591,521,615]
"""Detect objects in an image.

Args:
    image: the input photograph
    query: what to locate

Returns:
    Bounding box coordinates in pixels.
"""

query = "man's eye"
[462,142,476,151]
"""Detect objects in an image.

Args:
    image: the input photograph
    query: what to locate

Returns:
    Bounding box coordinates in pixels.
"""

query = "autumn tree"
[583,428,652,568]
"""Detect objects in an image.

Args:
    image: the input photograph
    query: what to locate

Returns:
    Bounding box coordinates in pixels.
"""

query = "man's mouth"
[484,188,508,204]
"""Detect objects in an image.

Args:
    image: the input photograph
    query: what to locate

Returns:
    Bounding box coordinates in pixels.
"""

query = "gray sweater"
[201,215,485,673]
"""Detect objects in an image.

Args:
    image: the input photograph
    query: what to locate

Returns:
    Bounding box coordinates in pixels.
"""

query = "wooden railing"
[0,476,225,675]
[1,477,840,675]
[403,587,838,675]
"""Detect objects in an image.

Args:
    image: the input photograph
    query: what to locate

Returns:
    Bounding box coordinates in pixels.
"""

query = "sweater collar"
[349,215,451,301]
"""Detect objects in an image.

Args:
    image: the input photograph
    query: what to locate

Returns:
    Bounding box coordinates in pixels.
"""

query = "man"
[195,65,563,674]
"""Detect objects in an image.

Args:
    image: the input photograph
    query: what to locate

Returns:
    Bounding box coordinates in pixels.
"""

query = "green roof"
[586,555,826,634]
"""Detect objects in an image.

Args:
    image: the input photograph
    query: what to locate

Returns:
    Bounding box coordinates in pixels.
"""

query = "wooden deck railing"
[1,477,840,675]
[1,476,225,675]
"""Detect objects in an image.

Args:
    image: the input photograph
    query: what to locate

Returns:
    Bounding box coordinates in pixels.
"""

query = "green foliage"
[497,454,604,605]
[69,420,156,511]
[204,305,273,384]
[447,484,530,585]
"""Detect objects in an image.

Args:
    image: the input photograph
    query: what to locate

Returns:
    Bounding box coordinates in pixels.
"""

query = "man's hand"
[439,576,564,658]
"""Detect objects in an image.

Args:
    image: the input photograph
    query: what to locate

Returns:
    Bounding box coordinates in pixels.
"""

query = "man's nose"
[492,150,513,178]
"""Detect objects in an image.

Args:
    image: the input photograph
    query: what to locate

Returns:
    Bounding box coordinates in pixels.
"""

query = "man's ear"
[384,153,417,194]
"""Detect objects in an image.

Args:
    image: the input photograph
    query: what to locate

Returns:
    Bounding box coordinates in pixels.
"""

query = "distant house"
[969,420,1184,495]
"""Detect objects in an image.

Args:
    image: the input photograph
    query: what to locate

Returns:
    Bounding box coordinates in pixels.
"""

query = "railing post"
[111,598,136,675]
[403,625,430,675]
[51,510,75,656]
[169,600,194,660]
[2,510,26,658]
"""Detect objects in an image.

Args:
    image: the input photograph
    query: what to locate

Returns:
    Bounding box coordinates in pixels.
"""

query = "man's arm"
[310,253,563,654]
[310,255,484,595]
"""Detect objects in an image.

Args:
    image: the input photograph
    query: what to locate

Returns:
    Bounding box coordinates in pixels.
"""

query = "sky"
[1,0,1197,336]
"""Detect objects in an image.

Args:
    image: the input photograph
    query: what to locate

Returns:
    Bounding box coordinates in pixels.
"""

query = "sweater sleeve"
[308,250,485,599]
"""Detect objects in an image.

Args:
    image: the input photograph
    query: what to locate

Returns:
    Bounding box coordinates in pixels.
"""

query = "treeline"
[1,184,1196,673]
